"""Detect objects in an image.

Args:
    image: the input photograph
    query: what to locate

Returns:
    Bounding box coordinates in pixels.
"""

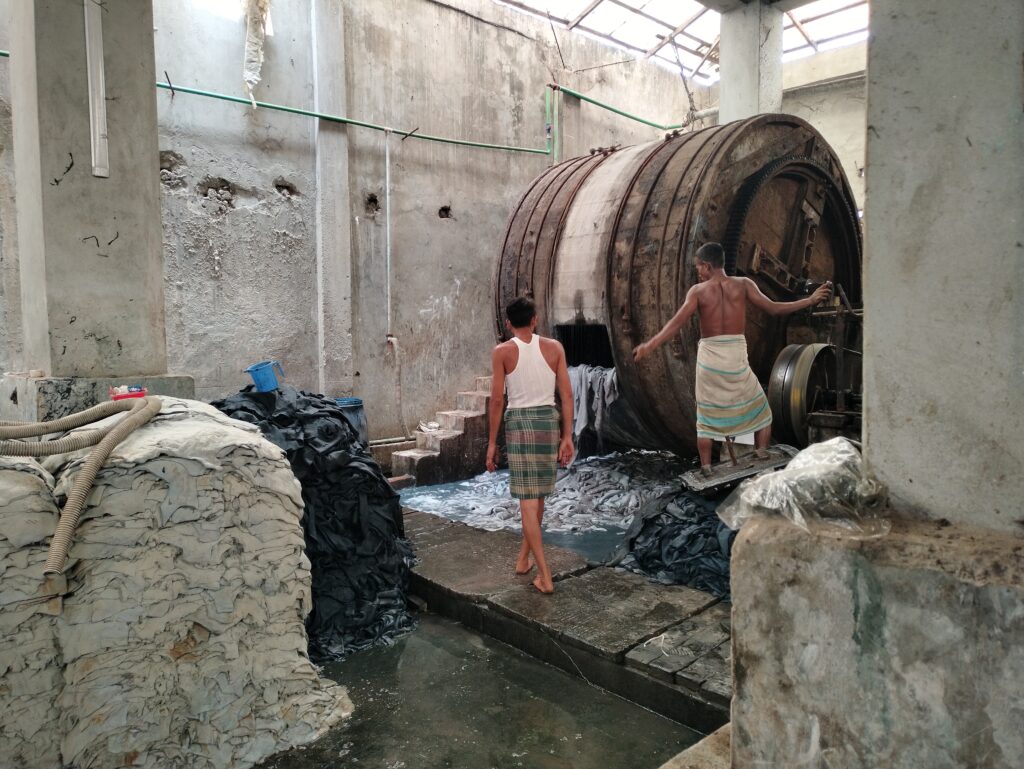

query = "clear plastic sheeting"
[717,437,888,537]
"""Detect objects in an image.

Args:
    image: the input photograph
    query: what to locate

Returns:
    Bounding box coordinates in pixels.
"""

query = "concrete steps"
[390,374,497,486]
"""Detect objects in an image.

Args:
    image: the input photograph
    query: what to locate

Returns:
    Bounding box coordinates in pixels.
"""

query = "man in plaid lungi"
[486,297,574,594]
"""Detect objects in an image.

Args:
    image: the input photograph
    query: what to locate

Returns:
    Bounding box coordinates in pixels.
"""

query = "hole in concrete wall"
[197,176,235,211]
[365,193,380,216]
[159,150,187,188]
[274,178,300,197]
[438,205,454,219]
[9,389,17,405]
[160,150,185,172]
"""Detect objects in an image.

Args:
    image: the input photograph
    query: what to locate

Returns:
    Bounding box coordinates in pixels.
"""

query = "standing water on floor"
[256,615,700,769]
[400,451,689,563]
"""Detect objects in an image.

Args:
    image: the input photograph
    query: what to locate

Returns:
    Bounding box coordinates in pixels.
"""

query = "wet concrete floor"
[257,615,701,769]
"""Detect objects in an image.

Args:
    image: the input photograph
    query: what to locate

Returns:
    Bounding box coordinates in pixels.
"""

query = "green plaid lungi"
[505,405,559,500]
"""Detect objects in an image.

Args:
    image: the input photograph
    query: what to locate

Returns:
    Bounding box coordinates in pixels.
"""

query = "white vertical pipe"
[310,0,326,393]
[83,0,109,177]
[384,129,392,336]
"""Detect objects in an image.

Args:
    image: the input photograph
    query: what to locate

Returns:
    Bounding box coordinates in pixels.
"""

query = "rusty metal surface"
[495,114,862,456]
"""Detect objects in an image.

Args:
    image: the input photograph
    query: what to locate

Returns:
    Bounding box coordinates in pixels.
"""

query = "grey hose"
[0,396,162,575]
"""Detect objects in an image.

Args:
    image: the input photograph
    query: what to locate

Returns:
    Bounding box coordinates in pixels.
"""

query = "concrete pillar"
[730,4,1024,766]
[311,0,354,397]
[718,1,783,122]
[10,0,167,377]
[3,0,192,419]
[862,0,1024,533]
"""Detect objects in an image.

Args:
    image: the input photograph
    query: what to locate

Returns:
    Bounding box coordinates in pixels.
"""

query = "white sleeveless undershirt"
[505,334,556,409]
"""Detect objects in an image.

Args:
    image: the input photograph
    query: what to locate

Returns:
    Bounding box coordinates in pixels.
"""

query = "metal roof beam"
[568,0,603,29]
[643,7,707,58]
[786,10,818,52]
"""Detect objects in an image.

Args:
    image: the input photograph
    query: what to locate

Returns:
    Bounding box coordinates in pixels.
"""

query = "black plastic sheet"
[212,386,415,662]
[616,491,735,599]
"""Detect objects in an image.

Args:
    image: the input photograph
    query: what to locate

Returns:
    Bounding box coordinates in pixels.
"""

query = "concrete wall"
[9,0,168,378]
[0,1,872,440]
[0,14,18,374]
[731,517,1024,769]
[151,0,703,435]
[862,0,1024,532]
[153,0,321,400]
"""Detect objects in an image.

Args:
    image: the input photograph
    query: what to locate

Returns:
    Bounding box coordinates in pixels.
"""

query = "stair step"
[390,447,442,486]
[416,428,462,451]
[392,447,440,460]
[475,376,494,392]
[436,409,485,431]
[457,390,491,412]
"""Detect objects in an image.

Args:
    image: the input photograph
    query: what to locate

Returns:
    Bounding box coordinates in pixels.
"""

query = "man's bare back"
[693,275,750,338]
[633,265,831,359]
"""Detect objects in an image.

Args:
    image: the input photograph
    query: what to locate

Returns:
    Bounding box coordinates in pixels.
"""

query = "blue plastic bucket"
[335,396,370,445]
[244,360,285,392]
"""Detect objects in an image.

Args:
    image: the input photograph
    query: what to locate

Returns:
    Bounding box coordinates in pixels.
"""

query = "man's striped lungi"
[505,405,559,500]
[695,335,773,439]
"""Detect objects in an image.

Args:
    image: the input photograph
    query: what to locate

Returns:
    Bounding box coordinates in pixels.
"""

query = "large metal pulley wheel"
[768,343,836,447]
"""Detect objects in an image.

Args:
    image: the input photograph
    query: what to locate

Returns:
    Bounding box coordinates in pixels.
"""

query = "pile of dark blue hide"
[212,385,415,662]
[617,490,735,599]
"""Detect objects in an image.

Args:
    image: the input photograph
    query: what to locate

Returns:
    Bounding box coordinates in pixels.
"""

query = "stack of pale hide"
[0,398,351,769]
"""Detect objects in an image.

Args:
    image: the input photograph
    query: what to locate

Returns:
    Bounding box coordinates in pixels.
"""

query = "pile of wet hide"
[212,386,415,661]
[617,490,735,599]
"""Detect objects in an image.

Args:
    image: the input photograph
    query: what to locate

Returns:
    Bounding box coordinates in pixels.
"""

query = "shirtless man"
[486,297,574,594]
[633,242,831,475]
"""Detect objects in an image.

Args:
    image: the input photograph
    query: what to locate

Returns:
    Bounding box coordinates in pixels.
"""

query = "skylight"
[493,1,869,84]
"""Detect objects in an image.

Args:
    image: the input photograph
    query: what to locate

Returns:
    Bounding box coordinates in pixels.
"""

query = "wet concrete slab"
[487,567,718,662]
[405,510,589,602]
[402,508,460,551]
[402,510,731,733]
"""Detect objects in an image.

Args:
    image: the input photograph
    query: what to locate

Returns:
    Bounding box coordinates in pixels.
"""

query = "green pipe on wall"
[550,83,684,131]
[0,49,551,155]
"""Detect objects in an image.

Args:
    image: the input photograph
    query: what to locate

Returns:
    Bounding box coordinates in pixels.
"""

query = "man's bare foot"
[532,575,554,594]
[515,557,534,575]
[754,448,770,460]
[700,464,713,478]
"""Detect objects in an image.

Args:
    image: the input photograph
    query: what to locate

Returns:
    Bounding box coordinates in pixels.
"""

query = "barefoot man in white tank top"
[486,297,574,594]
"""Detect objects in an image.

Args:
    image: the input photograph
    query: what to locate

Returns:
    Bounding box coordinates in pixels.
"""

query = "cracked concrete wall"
[153,1,320,401]
[152,0,704,428]
[1,0,702,431]
[343,0,703,438]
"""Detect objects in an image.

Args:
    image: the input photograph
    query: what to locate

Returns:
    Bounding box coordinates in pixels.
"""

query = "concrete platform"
[403,509,732,734]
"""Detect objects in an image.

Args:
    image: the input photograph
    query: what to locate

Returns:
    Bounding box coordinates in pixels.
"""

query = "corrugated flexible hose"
[0,396,162,574]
